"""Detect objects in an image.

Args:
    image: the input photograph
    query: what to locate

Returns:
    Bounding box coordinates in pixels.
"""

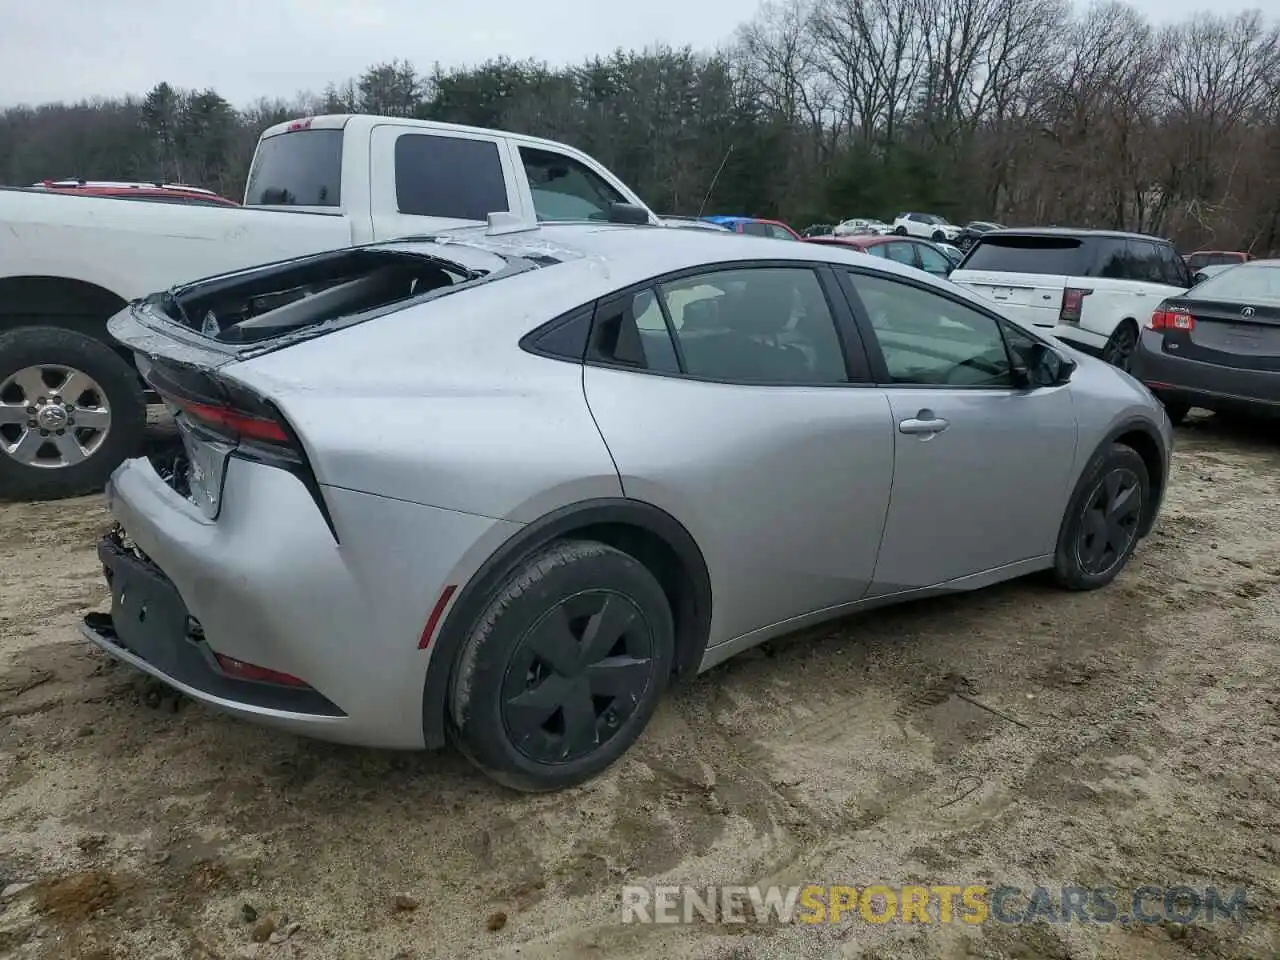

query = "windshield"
[1188,264,1280,304]
[244,129,343,207]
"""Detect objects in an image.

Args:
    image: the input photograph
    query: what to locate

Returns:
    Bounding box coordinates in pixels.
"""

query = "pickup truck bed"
[0,113,654,500]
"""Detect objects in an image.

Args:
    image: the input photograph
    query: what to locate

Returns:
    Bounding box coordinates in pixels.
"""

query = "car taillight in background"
[1148,308,1195,331]
[1059,287,1093,323]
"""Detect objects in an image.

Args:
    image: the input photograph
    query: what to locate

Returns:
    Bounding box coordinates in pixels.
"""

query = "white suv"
[949,228,1193,368]
[892,212,961,242]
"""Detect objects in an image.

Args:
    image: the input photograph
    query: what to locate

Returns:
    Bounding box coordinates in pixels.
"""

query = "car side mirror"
[1015,342,1073,388]
[1191,270,1208,286]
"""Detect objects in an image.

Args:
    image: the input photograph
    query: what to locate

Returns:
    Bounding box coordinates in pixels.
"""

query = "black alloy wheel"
[1075,466,1142,578]
[448,539,674,792]
[1052,442,1150,591]
[502,589,655,764]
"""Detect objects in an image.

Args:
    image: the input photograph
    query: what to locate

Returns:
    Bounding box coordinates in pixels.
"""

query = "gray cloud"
[0,0,1256,107]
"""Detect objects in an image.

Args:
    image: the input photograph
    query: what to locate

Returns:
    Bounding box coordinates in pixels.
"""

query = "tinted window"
[960,236,1084,275]
[394,134,508,220]
[849,273,1012,386]
[1095,238,1135,279]
[1156,244,1190,287]
[521,146,624,221]
[244,129,343,207]
[655,268,848,383]
[1191,252,1247,268]
[740,221,772,237]
[883,242,916,266]
[916,244,951,275]
[766,224,796,241]
[1125,240,1164,283]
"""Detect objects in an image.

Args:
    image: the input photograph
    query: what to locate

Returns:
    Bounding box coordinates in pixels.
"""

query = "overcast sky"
[0,0,1259,107]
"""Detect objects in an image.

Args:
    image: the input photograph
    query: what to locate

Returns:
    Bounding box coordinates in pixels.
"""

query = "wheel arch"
[421,497,713,749]
[0,276,132,364]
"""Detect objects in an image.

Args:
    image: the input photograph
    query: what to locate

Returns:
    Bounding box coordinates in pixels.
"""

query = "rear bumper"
[86,453,517,748]
[1129,329,1280,410]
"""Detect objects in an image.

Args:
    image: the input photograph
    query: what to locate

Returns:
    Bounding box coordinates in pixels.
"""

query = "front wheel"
[893,226,908,236]
[448,540,674,792]
[932,230,946,241]
[1051,443,1150,591]
[0,326,146,501]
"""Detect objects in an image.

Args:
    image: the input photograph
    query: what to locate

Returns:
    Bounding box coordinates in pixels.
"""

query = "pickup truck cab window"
[519,146,625,221]
[244,129,343,207]
[394,133,510,220]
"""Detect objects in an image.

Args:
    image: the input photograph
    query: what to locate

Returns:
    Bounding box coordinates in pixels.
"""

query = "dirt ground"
[1,414,1278,960]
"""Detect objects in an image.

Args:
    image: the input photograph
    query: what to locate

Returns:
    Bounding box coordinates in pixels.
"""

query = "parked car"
[950,228,1192,369]
[28,180,241,207]
[659,216,730,232]
[1184,250,1251,271]
[1130,258,1280,424]
[0,114,654,501]
[891,213,962,242]
[84,221,1171,791]
[806,234,954,278]
[801,224,836,237]
[936,242,965,266]
[834,218,891,237]
[701,216,801,240]
[955,221,1005,250]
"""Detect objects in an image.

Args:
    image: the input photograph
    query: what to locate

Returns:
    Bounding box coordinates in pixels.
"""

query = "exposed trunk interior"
[158,248,479,344]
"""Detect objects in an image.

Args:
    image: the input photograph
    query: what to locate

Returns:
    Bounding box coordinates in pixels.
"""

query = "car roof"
[985,226,1171,243]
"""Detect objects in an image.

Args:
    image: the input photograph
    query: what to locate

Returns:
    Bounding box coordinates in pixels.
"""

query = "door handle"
[899,411,950,436]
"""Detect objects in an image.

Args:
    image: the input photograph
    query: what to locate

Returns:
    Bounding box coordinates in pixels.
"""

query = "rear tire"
[0,326,145,501]
[1101,320,1139,372]
[1051,443,1150,591]
[448,540,674,792]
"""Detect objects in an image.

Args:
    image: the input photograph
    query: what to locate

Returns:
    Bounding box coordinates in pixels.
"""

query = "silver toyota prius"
[84,221,1173,791]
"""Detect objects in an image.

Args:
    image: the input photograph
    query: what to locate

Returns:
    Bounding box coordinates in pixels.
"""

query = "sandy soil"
[1,414,1278,960]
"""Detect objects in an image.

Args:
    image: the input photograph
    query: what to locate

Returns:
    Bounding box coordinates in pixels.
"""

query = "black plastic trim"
[420,497,713,749]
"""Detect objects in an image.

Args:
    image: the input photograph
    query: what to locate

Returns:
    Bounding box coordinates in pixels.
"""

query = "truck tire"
[0,325,146,501]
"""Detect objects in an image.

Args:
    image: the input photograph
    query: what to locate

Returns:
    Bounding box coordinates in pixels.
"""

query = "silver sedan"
[84,223,1172,791]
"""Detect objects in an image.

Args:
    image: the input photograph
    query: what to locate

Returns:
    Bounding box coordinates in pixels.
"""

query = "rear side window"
[520,146,624,221]
[245,130,343,207]
[395,134,509,220]
[1125,240,1164,283]
[740,221,772,237]
[960,236,1084,275]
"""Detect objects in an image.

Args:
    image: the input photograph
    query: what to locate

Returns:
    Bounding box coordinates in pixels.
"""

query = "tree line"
[2,0,1278,253]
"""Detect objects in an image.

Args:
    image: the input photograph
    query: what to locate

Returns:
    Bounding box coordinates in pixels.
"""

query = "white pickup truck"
[0,114,656,500]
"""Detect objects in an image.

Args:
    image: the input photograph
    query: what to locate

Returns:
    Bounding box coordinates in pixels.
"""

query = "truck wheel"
[0,326,145,501]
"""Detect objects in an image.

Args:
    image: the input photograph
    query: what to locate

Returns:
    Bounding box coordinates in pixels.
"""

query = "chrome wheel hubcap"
[0,365,112,469]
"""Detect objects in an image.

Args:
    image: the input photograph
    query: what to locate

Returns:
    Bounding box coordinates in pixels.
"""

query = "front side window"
[766,224,796,241]
[645,267,849,383]
[520,146,625,221]
[740,221,772,237]
[395,134,509,219]
[848,272,1013,387]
